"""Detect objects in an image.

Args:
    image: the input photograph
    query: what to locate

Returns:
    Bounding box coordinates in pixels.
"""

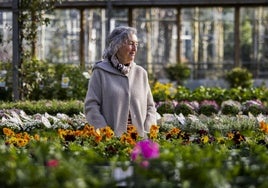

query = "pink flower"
[131,139,160,162]
[140,160,150,168]
[46,159,59,167]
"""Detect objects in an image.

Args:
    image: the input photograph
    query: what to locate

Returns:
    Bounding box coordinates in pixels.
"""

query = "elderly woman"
[84,26,157,137]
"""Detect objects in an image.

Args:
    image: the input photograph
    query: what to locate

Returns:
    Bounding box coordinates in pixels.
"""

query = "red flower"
[46,159,59,167]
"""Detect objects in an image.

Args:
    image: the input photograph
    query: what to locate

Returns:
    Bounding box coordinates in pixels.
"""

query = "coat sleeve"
[84,69,107,128]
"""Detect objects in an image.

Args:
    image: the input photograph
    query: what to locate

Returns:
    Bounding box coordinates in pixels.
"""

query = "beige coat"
[84,60,157,137]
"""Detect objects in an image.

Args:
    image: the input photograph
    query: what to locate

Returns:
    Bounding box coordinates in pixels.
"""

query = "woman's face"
[116,33,138,65]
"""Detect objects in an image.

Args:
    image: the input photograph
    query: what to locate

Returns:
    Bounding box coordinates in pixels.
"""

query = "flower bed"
[1,109,268,187]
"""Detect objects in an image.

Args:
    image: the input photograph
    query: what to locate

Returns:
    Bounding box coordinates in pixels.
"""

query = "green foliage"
[156,101,175,116]
[190,86,227,103]
[19,59,88,100]
[164,63,191,85]
[21,59,55,100]
[174,85,191,101]
[0,100,83,116]
[152,82,268,110]
[1,60,89,101]
[225,67,253,88]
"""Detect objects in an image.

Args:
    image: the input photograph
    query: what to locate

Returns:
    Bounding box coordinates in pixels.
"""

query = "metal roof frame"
[1,0,268,10]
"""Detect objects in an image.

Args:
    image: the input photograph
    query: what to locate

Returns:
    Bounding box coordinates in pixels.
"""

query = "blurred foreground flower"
[46,159,59,168]
[130,139,159,168]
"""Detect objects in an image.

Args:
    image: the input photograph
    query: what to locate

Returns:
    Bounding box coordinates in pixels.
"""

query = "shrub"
[221,100,241,115]
[225,67,253,88]
[155,101,175,115]
[174,101,199,116]
[1,60,89,101]
[174,86,191,102]
[198,100,219,116]
[164,63,191,85]
[242,100,267,116]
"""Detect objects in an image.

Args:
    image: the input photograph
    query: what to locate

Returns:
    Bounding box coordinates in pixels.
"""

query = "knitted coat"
[84,60,157,137]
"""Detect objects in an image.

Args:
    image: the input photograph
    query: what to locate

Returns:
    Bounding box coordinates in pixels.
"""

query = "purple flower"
[131,139,160,162]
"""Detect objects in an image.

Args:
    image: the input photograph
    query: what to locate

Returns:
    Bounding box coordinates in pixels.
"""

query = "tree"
[19,0,58,59]
[17,0,58,99]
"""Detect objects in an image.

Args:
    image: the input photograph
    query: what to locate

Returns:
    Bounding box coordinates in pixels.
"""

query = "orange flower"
[149,125,159,139]
[260,121,268,134]
[127,125,137,133]
[150,125,159,132]
[83,124,95,133]
[170,127,181,135]
[3,128,15,137]
[93,132,102,143]
[3,128,40,147]
[120,133,136,146]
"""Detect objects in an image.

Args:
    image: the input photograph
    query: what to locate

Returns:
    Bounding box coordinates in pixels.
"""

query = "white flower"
[175,113,186,125]
[41,115,52,128]
[10,110,23,126]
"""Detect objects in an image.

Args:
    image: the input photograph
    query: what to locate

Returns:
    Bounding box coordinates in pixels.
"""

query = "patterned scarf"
[110,55,131,75]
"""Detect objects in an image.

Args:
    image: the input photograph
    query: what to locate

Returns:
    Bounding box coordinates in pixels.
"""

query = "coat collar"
[93,60,136,76]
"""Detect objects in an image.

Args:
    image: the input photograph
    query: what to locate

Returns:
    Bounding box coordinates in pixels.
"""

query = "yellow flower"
[33,134,40,141]
[201,135,209,144]
[15,138,28,147]
[227,132,234,139]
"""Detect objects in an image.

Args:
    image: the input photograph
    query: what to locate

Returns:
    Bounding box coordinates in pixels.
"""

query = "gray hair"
[102,26,137,60]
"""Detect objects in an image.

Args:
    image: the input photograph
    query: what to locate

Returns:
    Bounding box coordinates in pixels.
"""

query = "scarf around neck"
[110,55,132,75]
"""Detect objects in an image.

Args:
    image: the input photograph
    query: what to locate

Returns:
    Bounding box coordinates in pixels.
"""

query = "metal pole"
[12,0,20,101]
[106,0,112,33]
[177,7,181,64]
[80,8,85,70]
[234,6,240,67]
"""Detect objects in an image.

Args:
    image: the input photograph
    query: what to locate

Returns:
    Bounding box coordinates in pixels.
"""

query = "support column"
[80,8,85,70]
[128,7,133,27]
[12,0,20,101]
[234,6,240,67]
[176,7,182,64]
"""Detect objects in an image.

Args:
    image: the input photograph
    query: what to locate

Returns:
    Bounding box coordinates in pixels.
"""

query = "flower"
[149,125,159,140]
[131,139,159,167]
[46,159,59,167]
[260,121,268,134]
